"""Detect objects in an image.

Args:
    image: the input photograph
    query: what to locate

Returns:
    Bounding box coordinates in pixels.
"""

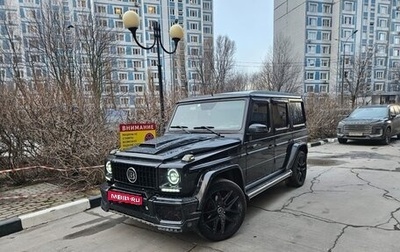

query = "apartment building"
[0,0,213,114]
[274,0,400,104]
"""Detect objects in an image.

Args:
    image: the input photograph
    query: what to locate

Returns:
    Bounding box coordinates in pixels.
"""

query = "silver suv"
[337,104,400,144]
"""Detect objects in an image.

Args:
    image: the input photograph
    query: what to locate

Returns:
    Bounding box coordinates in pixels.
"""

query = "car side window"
[271,102,289,129]
[249,102,269,127]
[289,102,306,126]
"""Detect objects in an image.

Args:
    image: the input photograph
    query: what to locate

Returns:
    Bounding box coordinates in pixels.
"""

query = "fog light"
[167,169,180,185]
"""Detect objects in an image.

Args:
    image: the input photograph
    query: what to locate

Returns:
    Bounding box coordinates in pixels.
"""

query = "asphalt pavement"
[0,140,333,237]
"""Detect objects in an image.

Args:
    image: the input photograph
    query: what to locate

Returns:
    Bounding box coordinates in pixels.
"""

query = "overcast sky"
[214,0,274,73]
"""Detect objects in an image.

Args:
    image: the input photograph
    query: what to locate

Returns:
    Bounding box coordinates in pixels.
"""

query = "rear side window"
[271,102,288,129]
[289,102,306,126]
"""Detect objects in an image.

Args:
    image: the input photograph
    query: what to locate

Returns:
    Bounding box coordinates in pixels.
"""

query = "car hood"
[340,118,386,124]
[114,134,241,161]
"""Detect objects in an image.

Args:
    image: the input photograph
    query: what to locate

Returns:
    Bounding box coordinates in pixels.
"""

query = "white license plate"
[349,132,363,136]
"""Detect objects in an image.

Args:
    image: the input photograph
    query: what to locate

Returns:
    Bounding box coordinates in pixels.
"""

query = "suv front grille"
[112,163,157,189]
[343,124,372,133]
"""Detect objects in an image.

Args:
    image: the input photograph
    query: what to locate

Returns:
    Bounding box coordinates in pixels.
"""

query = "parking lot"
[1,139,400,252]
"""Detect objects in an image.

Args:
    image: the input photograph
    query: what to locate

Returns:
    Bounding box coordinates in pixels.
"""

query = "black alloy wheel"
[286,150,307,187]
[198,179,246,241]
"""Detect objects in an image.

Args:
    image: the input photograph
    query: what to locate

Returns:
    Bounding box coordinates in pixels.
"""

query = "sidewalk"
[0,138,335,238]
[0,182,101,237]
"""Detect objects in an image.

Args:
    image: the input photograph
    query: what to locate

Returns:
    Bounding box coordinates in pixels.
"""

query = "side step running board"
[247,170,293,199]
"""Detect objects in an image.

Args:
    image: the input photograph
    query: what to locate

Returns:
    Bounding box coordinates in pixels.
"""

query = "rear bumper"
[100,183,200,233]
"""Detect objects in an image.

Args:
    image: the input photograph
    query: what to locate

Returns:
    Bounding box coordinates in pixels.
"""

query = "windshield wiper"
[170,125,191,134]
[193,126,222,137]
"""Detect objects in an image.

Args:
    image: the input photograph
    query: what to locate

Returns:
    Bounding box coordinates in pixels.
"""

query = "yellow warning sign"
[119,123,156,150]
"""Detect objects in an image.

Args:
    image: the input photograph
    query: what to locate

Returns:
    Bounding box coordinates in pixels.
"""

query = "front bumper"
[100,183,200,233]
[337,133,384,141]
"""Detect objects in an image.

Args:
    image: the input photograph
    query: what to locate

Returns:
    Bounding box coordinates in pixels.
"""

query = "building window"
[307,31,317,40]
[150,59,157,67]
[77,0,86,8]
[377,58,385,66]
[309,3,317,12]
[203,14,211,22]
[133,60,142,68]
[114,7,122,15]
[96,5,106,13]
[189,9,198,17]
[190,48,199,55]
[380,5,388,14]
[322,45,330,54]
[379,19,387,28]
[376,71,384,79]
[98,19,108,27]
[189,22,199,30]
[190,35,199,43]
[379,32,386,41]
[322,18,331,27]
[148,6,157,14]
[203,26,212,33]
[135,85,144,93]
[117,47,126,55]
[306,72,315,80]
[308,17,317,26]
[307,45,316,53]
[322,32,330,41]
[320,85,328,93]
[344,16,353,25]
[120,85,128,93]
[118,60,127,68]
[320,72,329,80]
[344,1,353,11]
[323,4,331,14]
[321,58,330,67]
[118,73,128,80]
[120,97,130,106]
[115,21,123,29]
[134,73,143,80]
[132,48,141,55]
[307,58,316,67]
[203,2,211,9]
[375,83,383,91]
[306,85,315,92]
[394,37,400,44]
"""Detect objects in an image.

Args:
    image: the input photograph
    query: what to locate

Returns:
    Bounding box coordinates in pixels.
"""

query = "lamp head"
[123,11,140,29]
[170,24,184,41]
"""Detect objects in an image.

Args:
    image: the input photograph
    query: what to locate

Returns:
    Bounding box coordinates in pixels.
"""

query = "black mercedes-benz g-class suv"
[100,90,308,241]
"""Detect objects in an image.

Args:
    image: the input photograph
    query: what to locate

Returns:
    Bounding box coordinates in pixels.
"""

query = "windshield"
[169,100,246,131]
[348,107,388,119]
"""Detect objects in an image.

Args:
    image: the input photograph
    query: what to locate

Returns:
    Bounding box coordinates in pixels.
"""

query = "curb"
[0,195,101,238]
[307,138,336,148]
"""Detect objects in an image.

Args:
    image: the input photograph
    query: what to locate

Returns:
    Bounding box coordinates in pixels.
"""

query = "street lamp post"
[122,11,184,132]
[341,29,358,107]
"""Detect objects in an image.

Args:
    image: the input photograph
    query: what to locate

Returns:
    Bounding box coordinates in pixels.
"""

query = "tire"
[198,179,246,241]
[382,128,391,145]
[286,150,307,188]
[338,138,347,144]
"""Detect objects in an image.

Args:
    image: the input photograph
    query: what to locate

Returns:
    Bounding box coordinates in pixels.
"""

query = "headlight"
[105,161,112,181]
[167,169,180,185]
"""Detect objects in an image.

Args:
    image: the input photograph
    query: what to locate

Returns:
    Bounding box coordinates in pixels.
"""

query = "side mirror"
[390,113,396,119]
[248,123,268,133]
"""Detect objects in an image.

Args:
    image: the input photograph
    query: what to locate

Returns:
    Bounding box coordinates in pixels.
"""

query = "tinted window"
[250,102,269,127]
[289,102,306,125]
[272,102,288,129]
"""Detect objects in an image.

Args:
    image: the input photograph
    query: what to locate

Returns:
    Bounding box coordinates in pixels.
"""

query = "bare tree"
[345,49,374,108]
[252,34,302,93]
[195,35,237,94]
